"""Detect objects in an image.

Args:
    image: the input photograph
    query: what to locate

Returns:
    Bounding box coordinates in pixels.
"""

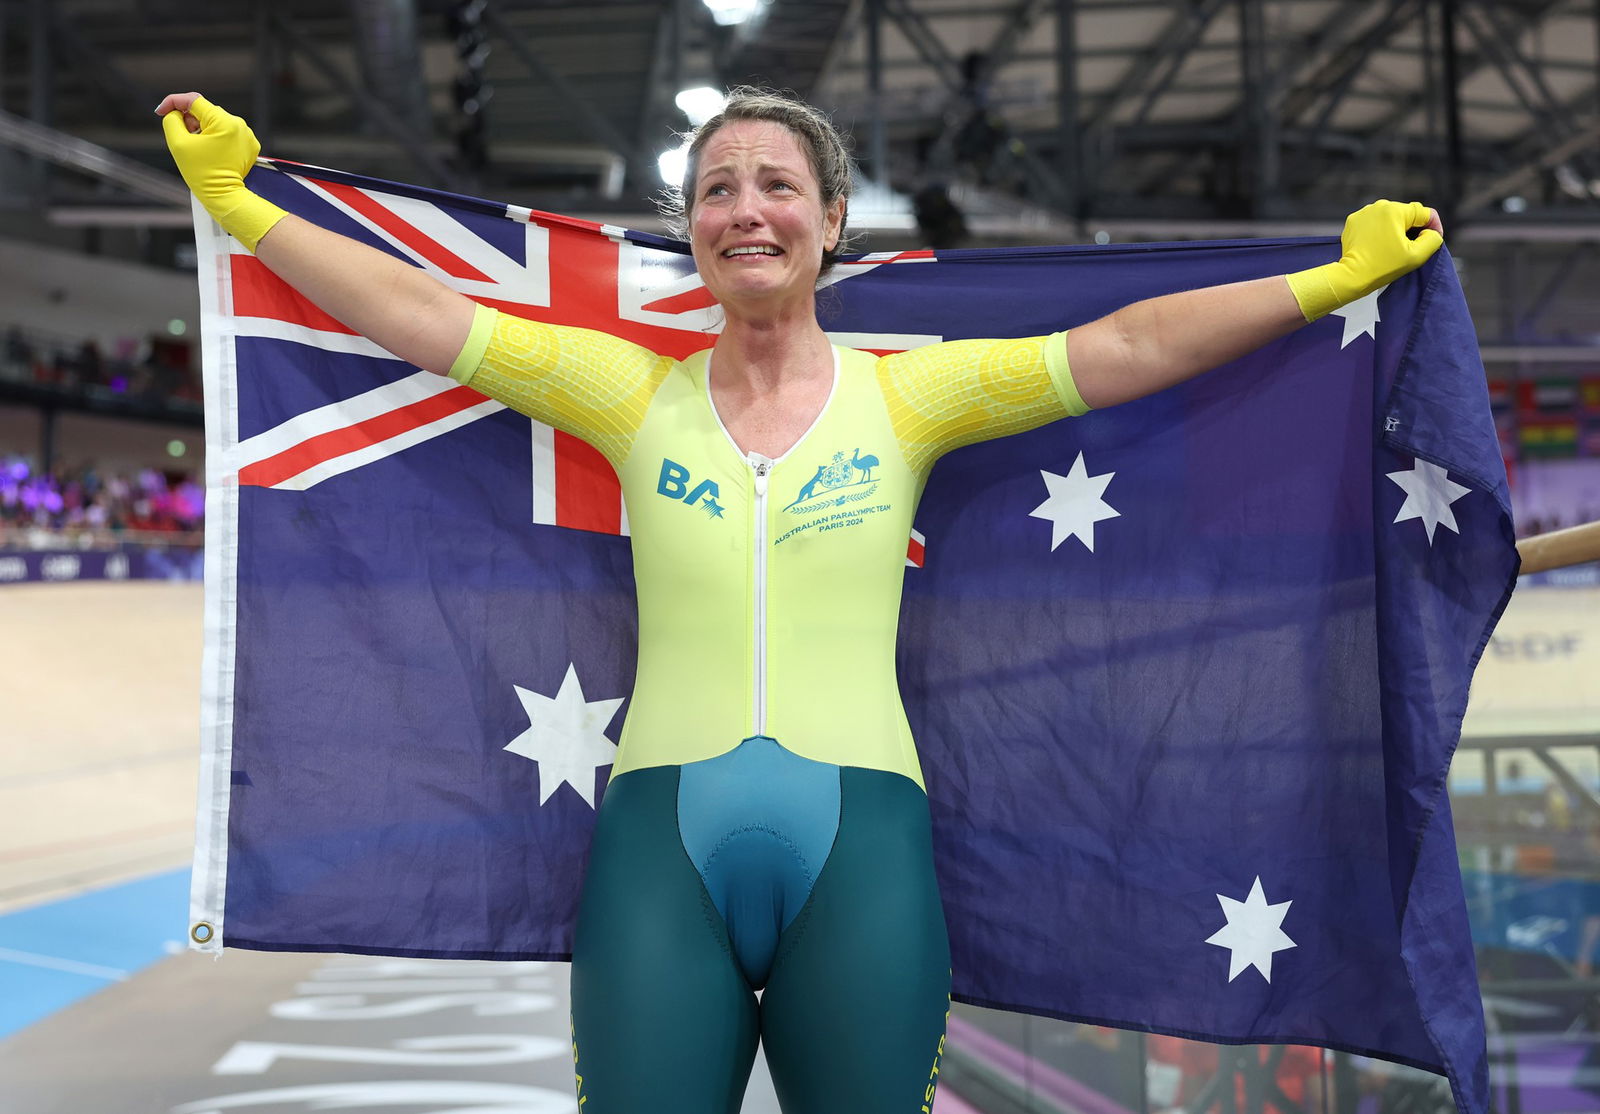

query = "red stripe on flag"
[641,286,719,314]
[317,180,495,282]
[529,211,610,235]
[476,295,567,319]
[232,260,554,342]
[232,256,358,334]
[906,534,925,567]
[553,431,623,534]
[238,385,490,488]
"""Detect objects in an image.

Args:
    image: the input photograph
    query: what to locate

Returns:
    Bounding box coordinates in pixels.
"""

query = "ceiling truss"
[0,0,1594,358]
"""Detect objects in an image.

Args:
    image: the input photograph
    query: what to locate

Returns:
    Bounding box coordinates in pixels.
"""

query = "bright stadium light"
[658,142,690,188]
[703,0,760,26]
[675,86,727,127]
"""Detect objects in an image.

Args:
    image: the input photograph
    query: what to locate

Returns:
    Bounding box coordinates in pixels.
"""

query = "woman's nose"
[730,189,763,227]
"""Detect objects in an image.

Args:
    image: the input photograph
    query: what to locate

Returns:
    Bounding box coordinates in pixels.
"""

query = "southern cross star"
[1330,284,1386,348]
[1387,458,1472,544]
[1029,452,1120,553]
[503,664,624,808]
[1205,876,1297,983]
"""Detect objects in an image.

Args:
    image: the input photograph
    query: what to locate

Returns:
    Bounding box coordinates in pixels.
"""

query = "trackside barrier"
[0,544,202,583]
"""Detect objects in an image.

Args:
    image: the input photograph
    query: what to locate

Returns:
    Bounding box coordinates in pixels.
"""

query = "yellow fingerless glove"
[1286,200,1444,322]
[160,95,288,253]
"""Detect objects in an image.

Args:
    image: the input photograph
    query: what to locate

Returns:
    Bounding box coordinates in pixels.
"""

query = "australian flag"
[189,161,1513,1114]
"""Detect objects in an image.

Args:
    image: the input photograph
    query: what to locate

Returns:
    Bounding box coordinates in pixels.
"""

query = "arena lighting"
[167,318,187,336]
[657,142,690,188]
[167,439,187,458]
[675,86,727,127]
[702,0,760,26]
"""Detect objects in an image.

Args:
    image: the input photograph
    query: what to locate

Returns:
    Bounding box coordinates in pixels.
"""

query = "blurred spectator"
[0,321,200,403]
[4,325,29,377]
[1146,1035,1327,1114]
[0,453,203,547]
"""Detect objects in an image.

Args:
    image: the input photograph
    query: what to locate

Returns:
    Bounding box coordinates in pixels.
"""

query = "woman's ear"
[823,197,846,252]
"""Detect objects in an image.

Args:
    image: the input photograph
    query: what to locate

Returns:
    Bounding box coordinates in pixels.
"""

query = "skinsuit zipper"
[748,451,772,735]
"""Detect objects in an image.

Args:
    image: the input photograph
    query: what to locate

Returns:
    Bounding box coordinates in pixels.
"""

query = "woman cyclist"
[158,86,1442,1114]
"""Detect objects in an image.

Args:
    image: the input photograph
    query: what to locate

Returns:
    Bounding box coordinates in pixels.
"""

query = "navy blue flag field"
[190,161,1513,1114]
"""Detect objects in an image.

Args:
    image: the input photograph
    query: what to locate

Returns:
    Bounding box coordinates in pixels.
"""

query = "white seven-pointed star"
[1206,876,1297,983]
[1029,452,1120,552]
[1330,284,1387,348]
[1387,458,1472,544]
[503,664,624,808]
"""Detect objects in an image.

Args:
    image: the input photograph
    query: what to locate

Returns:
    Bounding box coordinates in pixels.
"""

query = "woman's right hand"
[154,92,205,134]
[156,92,285,252]
[155,91,472,374]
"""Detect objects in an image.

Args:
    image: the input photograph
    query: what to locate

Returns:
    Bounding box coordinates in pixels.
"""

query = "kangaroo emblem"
[794,464,828,503]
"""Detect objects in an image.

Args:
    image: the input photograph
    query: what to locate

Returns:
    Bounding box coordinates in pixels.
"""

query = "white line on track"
[0,946,129,980]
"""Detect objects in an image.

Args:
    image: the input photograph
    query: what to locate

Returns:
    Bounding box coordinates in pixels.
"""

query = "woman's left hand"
[1336,199,1444,291]
[1287,200,1444,322]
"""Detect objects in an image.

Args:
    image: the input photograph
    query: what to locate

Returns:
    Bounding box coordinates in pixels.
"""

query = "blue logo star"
[700,496,725,519]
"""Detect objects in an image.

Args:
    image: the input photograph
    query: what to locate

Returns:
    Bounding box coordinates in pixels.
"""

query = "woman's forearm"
[1066,201,1443,411]
[254,215,475,376]
[1068,275,1305,410]
[160,91,474,377]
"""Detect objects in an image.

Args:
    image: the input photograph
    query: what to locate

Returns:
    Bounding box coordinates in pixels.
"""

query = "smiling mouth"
[723,246,784,258]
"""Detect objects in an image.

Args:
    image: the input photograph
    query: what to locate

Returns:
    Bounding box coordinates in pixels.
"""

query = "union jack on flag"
[192,160,1509,1114]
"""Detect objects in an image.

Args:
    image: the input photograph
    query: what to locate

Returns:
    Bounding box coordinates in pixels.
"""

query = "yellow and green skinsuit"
[449,303,1087,790]
[452,301,1087,1114]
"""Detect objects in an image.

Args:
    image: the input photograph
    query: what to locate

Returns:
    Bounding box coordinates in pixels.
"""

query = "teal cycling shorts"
[570,735,952,1113]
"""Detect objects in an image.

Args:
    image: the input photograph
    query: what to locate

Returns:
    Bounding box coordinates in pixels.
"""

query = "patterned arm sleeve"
[876,330,1089,477]
[447,303,673,467]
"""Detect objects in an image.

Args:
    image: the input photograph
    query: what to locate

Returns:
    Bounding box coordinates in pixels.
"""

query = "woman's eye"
[769,181,794,191]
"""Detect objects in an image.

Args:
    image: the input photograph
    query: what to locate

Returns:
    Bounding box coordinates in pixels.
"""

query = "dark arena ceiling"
[3,0,1598,358]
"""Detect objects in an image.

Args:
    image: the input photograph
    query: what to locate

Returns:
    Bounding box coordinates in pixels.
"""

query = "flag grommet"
[190,921,214,944]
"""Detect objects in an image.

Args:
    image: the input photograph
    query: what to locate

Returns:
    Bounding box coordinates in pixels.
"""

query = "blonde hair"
[659,86,857,278]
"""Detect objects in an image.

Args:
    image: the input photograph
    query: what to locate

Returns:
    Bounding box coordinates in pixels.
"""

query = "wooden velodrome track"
[0,582,810,1114]
[0,583,198,916]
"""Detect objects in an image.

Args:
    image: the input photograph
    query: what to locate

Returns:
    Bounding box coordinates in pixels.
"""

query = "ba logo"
[657,458,725,519]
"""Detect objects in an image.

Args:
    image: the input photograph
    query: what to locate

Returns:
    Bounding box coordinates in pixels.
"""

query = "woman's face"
[688,119,845,313]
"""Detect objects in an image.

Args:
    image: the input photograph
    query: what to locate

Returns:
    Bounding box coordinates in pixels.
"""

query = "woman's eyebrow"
[700,159,805,179]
